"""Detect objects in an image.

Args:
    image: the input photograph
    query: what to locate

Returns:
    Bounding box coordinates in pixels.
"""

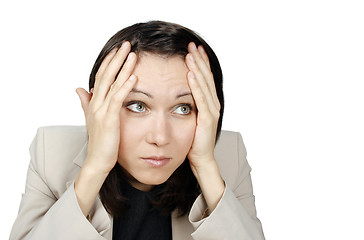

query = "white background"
[1,0,363,239]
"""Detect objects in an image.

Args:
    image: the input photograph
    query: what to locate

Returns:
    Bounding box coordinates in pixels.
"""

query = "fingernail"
[121,41,128,48]
[190,42,197,51]
[111,48,118,54]
[198,45,205,53]
[129,75,136,81]
[127,53,135,61]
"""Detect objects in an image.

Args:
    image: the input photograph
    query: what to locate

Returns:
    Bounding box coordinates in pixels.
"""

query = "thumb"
[76,88,91,115]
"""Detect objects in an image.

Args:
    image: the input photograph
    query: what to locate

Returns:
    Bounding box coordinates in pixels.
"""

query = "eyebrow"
[130,88,192,99]
[130,88,153,98]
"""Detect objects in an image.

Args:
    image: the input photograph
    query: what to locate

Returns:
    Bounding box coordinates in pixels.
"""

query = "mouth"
[141,156,171,167]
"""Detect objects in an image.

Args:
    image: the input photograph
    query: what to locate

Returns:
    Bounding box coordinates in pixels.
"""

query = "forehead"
[132,53,190,93]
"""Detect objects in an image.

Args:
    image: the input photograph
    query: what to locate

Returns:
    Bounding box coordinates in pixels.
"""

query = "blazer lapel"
[65,139,88,188]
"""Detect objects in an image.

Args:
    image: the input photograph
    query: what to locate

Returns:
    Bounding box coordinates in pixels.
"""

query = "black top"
[112,182,172,240]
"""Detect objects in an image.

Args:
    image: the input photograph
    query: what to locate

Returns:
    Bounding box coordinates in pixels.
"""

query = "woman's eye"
[173,104,192,115]
[127,102,147,113]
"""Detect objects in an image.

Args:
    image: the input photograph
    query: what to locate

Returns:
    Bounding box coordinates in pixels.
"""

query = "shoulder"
[30,125,88,197]
[215,131,246,155]
[35,125,88,140]
[32,125,88,164]
[214,130,251,190]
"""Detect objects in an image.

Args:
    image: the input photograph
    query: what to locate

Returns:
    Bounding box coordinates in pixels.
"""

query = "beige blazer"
[10,126,265,240]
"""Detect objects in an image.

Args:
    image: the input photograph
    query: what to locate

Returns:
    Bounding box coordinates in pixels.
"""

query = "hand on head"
[76,41,138,174]
[185,42,221,174]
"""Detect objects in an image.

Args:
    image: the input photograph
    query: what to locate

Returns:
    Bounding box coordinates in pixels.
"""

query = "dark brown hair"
[90,20,224,218]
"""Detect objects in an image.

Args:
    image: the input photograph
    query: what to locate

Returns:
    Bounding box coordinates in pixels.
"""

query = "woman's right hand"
[76,41,137,175]
[74,41,137,216]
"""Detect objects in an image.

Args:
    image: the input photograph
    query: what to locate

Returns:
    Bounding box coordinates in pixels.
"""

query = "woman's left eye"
[173,104,192,115]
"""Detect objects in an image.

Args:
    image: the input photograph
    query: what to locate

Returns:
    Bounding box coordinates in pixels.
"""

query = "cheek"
[118,115,144,156]
[172,118,197,152]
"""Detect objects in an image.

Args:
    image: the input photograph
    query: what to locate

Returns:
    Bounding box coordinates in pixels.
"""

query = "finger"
[186,54,217,113]
[197,45,215,100]
[187,71,212,119]
[94,47,118,86]
[109,52,137,91]
[107,75,137,114]
[92,48,118,102]
[188,42,220,108]
[197,45,211,69]
[188,43,212,85]
[187,43,220,110]
[76,88,92,117]
[105,52,137,105]
[93,41,131,105]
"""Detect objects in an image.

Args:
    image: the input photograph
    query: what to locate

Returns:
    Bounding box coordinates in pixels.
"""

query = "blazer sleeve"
[188,132,265,240]
[9,127,110,240]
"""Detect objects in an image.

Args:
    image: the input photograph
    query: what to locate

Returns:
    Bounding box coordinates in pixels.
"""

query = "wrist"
[191,158,225,215]
[75,161,110,197]
[82,159,111,178]
[191,157,220,179]
[74,160,110,216]
[84,154,116,175]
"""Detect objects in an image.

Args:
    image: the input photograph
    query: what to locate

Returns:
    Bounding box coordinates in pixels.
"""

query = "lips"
[141,156,171,167]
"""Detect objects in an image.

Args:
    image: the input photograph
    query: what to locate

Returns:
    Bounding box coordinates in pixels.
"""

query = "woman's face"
[117,53,197,191]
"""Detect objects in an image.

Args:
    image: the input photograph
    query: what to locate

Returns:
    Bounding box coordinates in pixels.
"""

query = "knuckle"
[96,71,109,82]
[95,72,102,81]
[110,82,118,91]
[102,72,112,81]
[110,94,122,105]
[216,102,221,111]
[209,72,214,79]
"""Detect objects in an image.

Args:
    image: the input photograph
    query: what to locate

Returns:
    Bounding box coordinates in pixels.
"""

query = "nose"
[146,113,171,147]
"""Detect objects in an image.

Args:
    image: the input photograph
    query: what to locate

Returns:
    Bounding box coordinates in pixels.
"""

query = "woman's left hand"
[185,42,221,176]
[186,42,225,215]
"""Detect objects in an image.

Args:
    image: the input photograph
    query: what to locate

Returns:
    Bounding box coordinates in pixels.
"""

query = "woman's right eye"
[126,102,147,113]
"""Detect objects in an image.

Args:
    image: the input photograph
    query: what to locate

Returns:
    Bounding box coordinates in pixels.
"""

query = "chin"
[134,170,174,186]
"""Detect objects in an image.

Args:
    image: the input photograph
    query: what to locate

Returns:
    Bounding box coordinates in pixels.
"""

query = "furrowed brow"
[176,92,192,99]
[130,88,153,98]
[130,89,192,99]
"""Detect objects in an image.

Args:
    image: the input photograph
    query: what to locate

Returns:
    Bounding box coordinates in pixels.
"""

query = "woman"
[10,20,265,240]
